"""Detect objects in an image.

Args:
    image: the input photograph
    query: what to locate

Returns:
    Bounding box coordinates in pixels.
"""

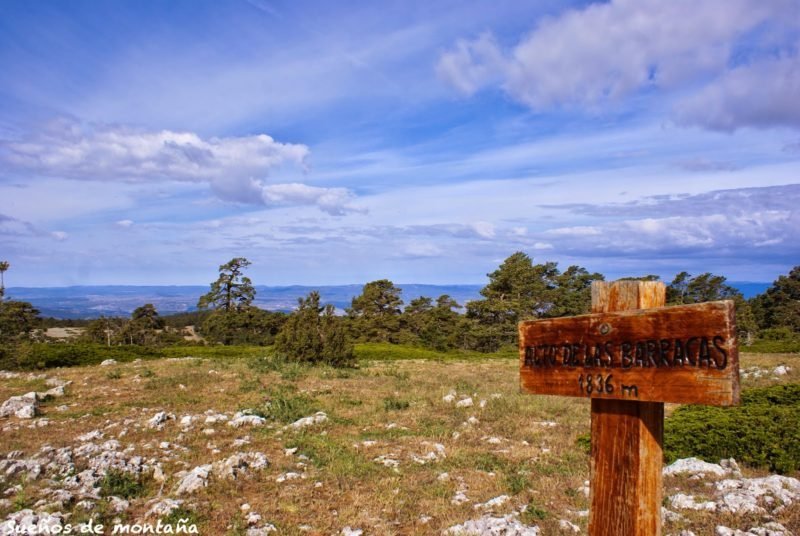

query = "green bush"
[99,469,147,499]
[0,343,160,370]
[382,397,410,411]
[275,292,355,367]
[258,386,319,424]
[665,384,800,473]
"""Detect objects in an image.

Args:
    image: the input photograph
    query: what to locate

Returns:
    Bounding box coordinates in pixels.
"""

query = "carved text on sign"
[518,300,739,406]
[523,335,731,370]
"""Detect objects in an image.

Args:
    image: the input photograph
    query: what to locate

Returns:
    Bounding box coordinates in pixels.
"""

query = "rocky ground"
[0,354,797,535]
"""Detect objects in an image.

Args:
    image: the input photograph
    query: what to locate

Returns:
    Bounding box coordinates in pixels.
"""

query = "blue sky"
[1,0,799,287]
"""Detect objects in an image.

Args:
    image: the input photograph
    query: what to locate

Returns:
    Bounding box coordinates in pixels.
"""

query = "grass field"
[1,349,798,535]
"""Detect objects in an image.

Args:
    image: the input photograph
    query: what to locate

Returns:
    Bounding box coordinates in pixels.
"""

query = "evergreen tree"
[198,257,256,312]
[666,271,756,343]
[466,252,602,351]
[197,257,275,345]
[276,292,354,366]
[118,304,165,345]
[347,279,403,342]
[0,300,40,344]
[752,266,800,333]
[401,294,463,350]
[82,316,125,346]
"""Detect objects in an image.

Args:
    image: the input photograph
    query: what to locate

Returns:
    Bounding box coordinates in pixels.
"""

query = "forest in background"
[0,253,798,370]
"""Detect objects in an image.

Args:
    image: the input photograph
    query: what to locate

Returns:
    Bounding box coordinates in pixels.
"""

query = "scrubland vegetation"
[0,256,798,534]
[0,349,797,534]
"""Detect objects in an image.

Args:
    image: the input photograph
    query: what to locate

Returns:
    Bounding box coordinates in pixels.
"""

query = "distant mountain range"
[4,281,771,319]
[4,284,484,319]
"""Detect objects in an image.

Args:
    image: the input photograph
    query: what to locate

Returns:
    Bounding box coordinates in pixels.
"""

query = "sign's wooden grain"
[518,300,739,406]
[590,280,664,536]
[520,280,741,536]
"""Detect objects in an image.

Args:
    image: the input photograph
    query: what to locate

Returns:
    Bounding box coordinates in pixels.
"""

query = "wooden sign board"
[519,300,739,406]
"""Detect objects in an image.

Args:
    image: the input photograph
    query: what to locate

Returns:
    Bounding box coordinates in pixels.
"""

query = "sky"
[1,0,799,287]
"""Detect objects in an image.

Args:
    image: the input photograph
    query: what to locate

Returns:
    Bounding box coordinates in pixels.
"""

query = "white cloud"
[435,33,507,96]
[50,231,69,241]
[401,242,443,258]
[1,118,358,215]
[115,219,135,228]
[471,221,496,238]
[437,0,798,128]
[545,210,797,254]
[261,183,362,216]
[511,226,527,236]
[674,54,800,131]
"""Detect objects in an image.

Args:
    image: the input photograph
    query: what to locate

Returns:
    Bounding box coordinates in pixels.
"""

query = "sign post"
[519,280,739,536]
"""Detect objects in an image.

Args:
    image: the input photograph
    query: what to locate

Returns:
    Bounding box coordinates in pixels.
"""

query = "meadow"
[0,348,798,535]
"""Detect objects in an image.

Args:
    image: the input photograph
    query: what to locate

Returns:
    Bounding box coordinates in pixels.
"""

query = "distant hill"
[4,284,484,319]
[4,281,770,319]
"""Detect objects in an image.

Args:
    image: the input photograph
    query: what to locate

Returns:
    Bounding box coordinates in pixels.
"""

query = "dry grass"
[0,351,797,534]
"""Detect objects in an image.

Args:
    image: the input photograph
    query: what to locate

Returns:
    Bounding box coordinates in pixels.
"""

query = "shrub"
[665,384,800,473]
[275,292,355,367]
[261,386,319,424]
[99,469,146,499]
[382,397,410,411]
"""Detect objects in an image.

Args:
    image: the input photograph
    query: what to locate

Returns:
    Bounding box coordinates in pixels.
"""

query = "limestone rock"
[213,452,269,480]
[0,392,38,419]
[446,514,540,535]
[289,412,328,429]
[663,457,728,478]
[174,464,212,495]
[228,414,267,428]
[146,411,175,429]
[146,498,184,517]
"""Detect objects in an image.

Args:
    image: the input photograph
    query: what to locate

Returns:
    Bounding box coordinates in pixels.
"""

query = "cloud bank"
[437,0,800,130]
[0,118,359,215]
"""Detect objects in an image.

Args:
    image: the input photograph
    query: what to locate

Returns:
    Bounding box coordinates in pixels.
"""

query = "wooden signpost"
[519,280,740,536]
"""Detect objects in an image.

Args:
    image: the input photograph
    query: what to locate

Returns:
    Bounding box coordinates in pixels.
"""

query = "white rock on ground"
[213,452,269,480]
[100,359,117,366]
[174,464,213,495]
[663,457,728,478]
[179,415,195,428]
[773,365,790,376]
[228,414,267,428]
[446,514,540,535]
[146,411,175,429]
[714,526,788,536]
[0,510,66,534]
[276,472,303,483]
[145,498,184,517]
[456,397,474,408]
[0,392,39,419]
[38,384,69,399]
[411,442,446,464]
[669,493,718,512]
[451,491,469,505]
[341,528,363,536]
[247,525,277,535]
[715,474,800,514]
[473,495,510,510]
[289,412,328,429]
[559,520,581,533]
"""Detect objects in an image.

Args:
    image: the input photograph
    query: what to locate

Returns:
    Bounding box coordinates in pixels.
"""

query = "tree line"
[0,255,798,367]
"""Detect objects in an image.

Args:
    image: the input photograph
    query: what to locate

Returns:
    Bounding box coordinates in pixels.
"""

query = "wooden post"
[588,280,665,536]
[519,280,739,534]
